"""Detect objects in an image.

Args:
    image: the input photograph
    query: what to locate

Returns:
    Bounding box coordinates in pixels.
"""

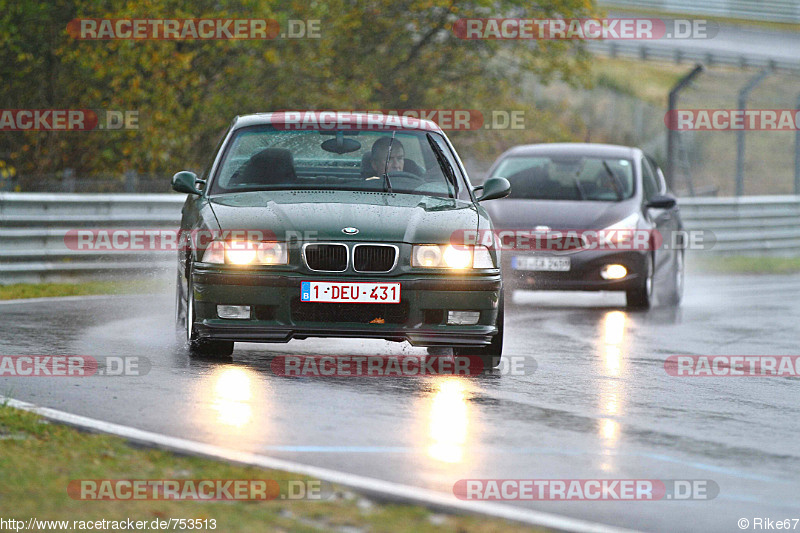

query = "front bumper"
[503,250,648,291]
[191,266,502,346]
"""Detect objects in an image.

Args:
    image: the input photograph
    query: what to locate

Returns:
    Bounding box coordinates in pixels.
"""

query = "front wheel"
[453,291,504,369]
[183,264,234,358]
[661,250,684,307]
[626,254,653,309]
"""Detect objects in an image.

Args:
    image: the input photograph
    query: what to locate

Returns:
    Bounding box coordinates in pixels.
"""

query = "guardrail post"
[62,168,75,193]
[735,67,771,196]
[124,169,138,193]
[666,64,704,190]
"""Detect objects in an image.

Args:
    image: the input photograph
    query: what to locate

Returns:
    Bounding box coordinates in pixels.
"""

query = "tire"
[174,270,187,342]
[626,254,653,309]
[661,250,684,307]
[183,264,234,358]
[453,291,504,370]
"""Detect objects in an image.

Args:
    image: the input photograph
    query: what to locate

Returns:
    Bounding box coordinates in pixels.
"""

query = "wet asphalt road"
[2,272,799,532]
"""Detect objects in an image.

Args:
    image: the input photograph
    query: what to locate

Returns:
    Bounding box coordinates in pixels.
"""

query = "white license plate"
[512,256,571,272]
[301,281,401,303]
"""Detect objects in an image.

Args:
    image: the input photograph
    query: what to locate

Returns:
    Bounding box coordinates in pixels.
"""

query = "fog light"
[601,264,627,280]
[447,311,481,325]
[217,305,251,319]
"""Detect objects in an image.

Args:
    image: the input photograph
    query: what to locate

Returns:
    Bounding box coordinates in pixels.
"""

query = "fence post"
[735,67,771,196]
[666,64,704,190]
[124,169,138,193]
[62,168,75,193]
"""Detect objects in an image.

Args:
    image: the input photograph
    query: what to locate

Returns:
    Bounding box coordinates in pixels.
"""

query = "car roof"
[499,143,641,160]
[231,112,444,133]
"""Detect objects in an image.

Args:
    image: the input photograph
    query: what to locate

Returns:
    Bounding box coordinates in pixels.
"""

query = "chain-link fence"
[0,170,171,194]
[525,63,800,197]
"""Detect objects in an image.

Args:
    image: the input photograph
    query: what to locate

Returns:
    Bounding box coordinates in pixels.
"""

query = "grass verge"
[0,280,165,301]
[689,255,800,274]
[0,404,544,532]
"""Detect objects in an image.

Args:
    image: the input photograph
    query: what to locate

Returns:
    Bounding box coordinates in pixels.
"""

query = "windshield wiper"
[572,177,586,200]
[382,131,395,193]
[601,160,624,201]
[426,133,457,199]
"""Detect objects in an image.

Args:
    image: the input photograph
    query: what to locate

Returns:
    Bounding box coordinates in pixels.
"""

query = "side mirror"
[646,194,677,210]
[172,171,202,195]
[476,177,511,202]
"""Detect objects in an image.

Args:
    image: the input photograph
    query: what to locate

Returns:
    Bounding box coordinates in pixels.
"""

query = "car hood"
[482,198,638,230]
[208,190,479,244]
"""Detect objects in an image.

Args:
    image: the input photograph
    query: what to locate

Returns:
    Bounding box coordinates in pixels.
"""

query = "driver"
[364,137,427,181]
[367,137,405,179]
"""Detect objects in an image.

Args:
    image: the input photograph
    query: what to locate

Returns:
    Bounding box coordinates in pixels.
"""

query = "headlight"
[412,245,494,269]
[226,240,258,265]
[443,245,472,269]
[202,240,288,265]
[255,241,288,264]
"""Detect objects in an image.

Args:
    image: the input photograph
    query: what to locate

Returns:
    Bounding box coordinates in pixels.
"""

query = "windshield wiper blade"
[573,177,586,200]
[601,160,624,201]
[382,131,395,193]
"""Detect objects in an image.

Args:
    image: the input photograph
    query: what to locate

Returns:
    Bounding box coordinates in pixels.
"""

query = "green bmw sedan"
[172,112,510,367]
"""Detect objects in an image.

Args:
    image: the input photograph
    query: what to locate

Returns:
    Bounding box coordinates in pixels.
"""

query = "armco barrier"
[0,193,184,284]
[678,195,800,255]
[0,193,798,284]
[598,0,800,24]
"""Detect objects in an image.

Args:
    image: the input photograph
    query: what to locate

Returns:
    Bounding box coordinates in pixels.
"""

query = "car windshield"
[209,126,469,200]
[491,156,635,201]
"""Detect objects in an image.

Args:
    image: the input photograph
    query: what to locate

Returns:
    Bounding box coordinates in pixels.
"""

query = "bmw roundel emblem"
[342,227,359,235]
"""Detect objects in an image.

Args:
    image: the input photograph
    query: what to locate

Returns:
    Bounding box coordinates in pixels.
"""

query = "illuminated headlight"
[202,240,288,265]
[600,264,627,280]
[412,245,494,269]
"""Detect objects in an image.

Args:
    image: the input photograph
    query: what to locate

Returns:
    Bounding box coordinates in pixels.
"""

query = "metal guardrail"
[0,193,184,284]
[598,0,800,24]
[679,195,800,255]
[585,40,800,74]
[0,193,798,284]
